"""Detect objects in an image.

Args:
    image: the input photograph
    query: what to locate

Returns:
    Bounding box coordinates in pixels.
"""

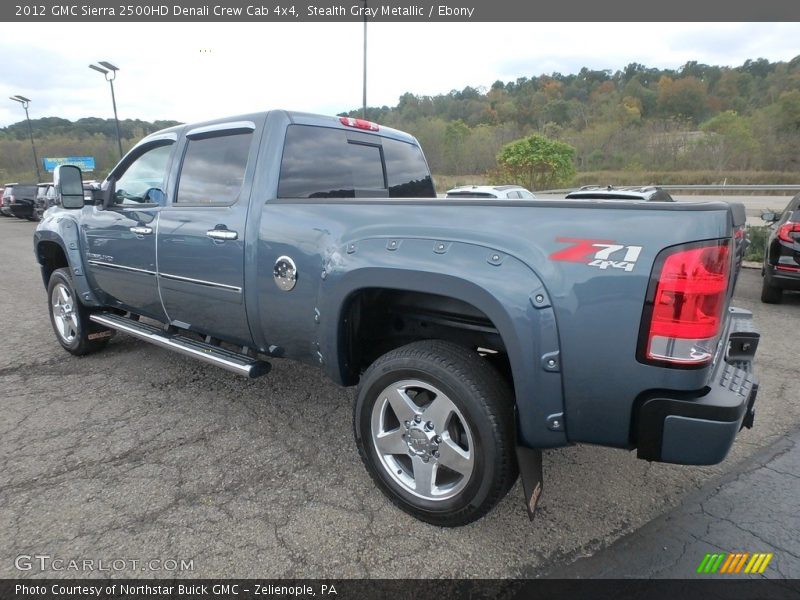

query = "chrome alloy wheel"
[370,379,475,501]
[51,282,78,344]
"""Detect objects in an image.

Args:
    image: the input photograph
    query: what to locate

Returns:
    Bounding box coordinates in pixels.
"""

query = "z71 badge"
[550,237,643,272]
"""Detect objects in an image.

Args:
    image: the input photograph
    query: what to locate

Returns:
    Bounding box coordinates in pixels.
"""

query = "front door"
[83,140,175,319]
[156,122,257,346]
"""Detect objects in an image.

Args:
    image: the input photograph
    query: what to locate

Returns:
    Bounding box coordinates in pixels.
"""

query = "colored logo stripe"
[698,552,773,574]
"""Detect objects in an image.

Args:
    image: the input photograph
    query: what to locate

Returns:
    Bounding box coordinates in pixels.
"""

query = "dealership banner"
[3,0,800,21]
[42,156,96,173]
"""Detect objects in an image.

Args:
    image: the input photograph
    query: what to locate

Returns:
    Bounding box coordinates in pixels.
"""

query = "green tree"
[490,134,576,190]
[657,76,709,122]
[699,110,757,170]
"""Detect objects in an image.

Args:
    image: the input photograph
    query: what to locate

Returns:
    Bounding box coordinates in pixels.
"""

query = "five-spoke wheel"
[372,379,475,501]
[47,267,111,355]
[355,340,517,527]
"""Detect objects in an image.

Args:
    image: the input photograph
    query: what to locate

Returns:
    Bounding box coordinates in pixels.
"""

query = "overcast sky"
[1,22,799,127]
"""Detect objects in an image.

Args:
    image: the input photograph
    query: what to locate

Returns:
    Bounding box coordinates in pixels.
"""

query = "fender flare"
[33,215,102,307]
[317,236,567,449]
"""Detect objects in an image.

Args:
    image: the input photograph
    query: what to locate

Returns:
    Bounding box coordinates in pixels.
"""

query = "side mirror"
[54,165,85,209]
[760,211,778,223]
[143,188,166,205]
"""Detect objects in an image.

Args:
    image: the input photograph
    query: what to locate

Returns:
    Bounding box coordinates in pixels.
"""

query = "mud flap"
[516,446,543,520]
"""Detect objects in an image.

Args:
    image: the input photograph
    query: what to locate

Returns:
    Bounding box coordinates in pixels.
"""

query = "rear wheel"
[47,268,112,355]
[354,340,517,526]
[760,273,783,304]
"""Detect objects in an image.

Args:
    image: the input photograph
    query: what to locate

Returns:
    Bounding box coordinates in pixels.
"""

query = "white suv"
[445,185,536,199]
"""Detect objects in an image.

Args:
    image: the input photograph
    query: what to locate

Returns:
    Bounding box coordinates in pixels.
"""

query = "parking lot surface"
[1,215,798,578]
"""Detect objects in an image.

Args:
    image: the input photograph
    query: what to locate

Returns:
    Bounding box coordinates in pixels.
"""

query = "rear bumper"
[765,265,800,290]
[9,200,33,218]
[636,307,759,465]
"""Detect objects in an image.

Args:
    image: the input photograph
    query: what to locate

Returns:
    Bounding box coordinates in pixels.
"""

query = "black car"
[760,194,800,303]
[2,183,37,219]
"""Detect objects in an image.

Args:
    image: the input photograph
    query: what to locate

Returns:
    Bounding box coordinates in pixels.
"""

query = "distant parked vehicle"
[760,194,800,303]
[565,185,675,202]
[1,184,15,216]
[445,184,536,199]
[33,183,56,221]
[566,185,747,286]
[2,183,37,220]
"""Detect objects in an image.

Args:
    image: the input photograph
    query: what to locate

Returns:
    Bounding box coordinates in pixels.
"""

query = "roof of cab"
[137,109,418,148]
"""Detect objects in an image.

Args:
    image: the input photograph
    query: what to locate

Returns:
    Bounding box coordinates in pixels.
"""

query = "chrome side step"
[89,312,271,378]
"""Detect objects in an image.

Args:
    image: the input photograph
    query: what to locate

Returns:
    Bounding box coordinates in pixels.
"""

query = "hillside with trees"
[346,56,800,187]
[2,56,799,187]
[0,118,180,183]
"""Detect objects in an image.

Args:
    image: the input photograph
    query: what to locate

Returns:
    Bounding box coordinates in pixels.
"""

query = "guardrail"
[537,184,800,194]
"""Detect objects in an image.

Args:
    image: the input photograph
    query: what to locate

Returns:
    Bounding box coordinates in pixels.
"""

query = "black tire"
[760,273,783,304]
[47,267,112,355]
[354,340,517,527]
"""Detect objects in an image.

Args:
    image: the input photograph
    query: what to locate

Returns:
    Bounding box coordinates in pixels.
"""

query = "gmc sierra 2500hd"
[34,110,760,526]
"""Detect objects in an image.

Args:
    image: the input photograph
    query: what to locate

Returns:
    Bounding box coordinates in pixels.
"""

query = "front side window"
[176,132,252,205]
[113,144,173,205]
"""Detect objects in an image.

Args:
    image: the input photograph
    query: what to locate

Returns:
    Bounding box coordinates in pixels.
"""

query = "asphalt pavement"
[542,427,800,578]
[1,215,798,579]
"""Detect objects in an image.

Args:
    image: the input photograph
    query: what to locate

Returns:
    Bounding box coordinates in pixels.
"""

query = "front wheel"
[354,340,517,527]
[47,267,112,355]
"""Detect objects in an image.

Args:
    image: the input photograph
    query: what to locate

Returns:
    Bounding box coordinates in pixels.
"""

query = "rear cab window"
[278,125,434,199]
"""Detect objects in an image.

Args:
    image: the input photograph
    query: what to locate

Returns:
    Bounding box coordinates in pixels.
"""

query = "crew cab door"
[83,138,176,320]
[156,121,258,346]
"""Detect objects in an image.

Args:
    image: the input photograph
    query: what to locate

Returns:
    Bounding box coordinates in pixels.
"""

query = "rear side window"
[176,132,252,205]
[383,137,435,198]
[278,125,434,198]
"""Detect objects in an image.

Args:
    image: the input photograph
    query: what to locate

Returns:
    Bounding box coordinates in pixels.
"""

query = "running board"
[89,312,271,378]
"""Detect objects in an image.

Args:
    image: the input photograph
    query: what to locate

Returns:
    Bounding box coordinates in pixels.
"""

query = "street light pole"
[89,61,123,158]
[9,95,41,181]
[362,0,367,119]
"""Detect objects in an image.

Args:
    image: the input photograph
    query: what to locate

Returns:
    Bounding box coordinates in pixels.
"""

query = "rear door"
[156,120,260,346]
[83,137,176,319]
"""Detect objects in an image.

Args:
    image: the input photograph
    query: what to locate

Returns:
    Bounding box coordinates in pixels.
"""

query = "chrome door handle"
[206,229,238,241]
[130,226,153,235]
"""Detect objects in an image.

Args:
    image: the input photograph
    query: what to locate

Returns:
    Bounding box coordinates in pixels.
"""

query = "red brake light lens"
[777,221,800,243]
[641,240,731,366]
[339,116,379,131]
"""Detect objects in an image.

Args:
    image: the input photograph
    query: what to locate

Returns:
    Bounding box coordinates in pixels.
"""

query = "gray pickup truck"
[34,111,760,526]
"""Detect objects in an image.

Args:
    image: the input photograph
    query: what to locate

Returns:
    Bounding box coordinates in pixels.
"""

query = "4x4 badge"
[550,237,643,272]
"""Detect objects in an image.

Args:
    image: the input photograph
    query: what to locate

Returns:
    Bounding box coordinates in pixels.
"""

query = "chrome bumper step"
[89,312,271,378]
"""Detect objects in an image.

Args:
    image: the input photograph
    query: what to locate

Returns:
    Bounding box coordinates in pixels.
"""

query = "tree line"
[2,55,799,185]
[346,56,800,181]
[0,117,179,183]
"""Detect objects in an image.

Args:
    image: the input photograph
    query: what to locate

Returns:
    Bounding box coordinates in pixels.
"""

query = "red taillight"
[642,240,731,366]
[339,116,379,131]
[777,221,800,243]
